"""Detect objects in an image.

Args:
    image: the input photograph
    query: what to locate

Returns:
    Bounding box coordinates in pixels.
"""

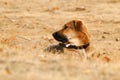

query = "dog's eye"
[64,25,68,29]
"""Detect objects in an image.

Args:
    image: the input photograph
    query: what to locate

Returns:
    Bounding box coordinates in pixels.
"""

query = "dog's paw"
[44,44,64,53]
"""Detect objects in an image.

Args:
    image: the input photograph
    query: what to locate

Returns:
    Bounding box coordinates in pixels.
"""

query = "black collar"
[59,43,89,49]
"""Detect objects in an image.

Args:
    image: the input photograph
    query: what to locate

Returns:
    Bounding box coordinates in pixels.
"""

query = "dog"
[52,20,90,59]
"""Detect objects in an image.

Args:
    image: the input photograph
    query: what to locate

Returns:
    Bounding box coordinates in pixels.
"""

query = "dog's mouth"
[52,32,68,43]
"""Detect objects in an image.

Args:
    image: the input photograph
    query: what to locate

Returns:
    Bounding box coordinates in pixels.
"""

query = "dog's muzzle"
[52,32,68,43]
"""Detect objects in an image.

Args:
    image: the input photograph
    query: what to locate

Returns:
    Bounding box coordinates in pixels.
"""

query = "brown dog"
[53,20,90,51]
[52,20,90,58]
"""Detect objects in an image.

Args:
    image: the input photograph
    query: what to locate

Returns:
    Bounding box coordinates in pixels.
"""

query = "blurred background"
[0,0,120,80]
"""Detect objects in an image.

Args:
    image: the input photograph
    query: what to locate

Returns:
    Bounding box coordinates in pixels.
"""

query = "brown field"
[0,0,120,80]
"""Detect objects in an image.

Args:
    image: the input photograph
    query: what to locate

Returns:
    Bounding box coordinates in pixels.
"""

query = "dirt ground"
[0,0,120,80]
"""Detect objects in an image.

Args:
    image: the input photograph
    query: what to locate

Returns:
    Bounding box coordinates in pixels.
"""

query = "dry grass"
[0,0,120,80]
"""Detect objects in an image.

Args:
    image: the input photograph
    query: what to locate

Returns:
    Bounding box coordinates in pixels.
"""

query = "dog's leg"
[78,49,87,61]
[82,49,87,61]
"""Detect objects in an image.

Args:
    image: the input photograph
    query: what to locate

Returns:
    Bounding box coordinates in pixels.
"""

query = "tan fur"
[55,20,90,52]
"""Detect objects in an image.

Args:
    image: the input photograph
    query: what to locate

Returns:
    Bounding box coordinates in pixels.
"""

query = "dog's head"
[52,20,90,47]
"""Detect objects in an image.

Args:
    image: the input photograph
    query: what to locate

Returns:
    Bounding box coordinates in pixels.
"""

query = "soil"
[0,0,120,80]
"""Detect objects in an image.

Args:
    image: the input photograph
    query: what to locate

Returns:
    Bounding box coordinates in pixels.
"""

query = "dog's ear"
[73,20,83,31]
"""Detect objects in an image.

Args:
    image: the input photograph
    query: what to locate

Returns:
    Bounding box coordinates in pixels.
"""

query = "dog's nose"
[52,32,57,37]
[53,32,64,40]
[52,32,68,43]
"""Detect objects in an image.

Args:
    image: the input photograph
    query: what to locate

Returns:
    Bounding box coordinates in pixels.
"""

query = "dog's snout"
[52,32,61,41]
[52,32,58,37]
[52,32,68,43]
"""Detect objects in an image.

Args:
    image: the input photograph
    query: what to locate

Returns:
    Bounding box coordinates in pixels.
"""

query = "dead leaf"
[103,56,111,62]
